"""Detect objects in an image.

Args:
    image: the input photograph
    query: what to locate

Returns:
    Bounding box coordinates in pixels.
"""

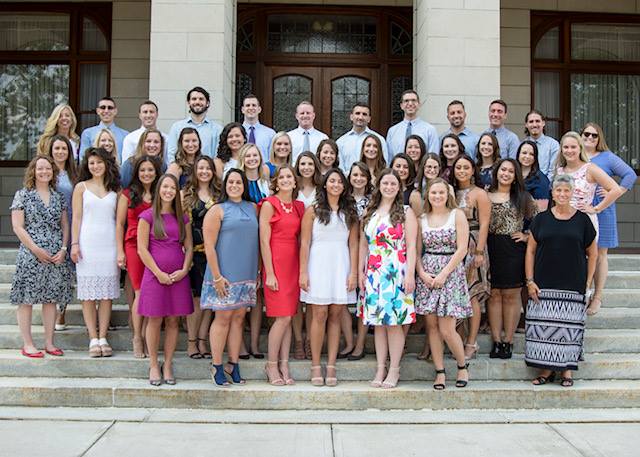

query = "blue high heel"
[225,361,246,384]
[210,363,230,387]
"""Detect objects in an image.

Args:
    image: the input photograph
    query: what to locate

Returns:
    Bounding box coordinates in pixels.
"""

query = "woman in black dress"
[525,174,597,387]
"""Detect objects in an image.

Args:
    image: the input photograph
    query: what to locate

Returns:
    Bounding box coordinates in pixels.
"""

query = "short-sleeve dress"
[10,188,73,306]
[300,211,356,305]
[260,196,305,317]
[200,200,259,311]
[415,210,471,318]
[122,189,151,290]
[138,209,193,317]
[359,211,416,326]
[524,209,597,371]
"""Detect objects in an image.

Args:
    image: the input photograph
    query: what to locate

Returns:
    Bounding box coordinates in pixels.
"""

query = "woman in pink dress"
[137,174,194,386]
[259,165,305,385]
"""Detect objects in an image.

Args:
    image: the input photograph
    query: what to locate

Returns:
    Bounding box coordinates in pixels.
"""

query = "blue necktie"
[303,130,310,152]
[405,122,412,139]
[248,126,256,145]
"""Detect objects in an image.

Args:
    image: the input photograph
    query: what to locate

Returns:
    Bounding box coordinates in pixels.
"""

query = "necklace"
[278,197,293,214]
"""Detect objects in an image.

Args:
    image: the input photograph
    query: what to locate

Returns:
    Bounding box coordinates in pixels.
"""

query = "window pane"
[390,76,412,125]
[79,64,108,131]
[572,23,640,61]
[390,22,411,56]
[331,77,370,138]
[534,26,559,60]
[235,73,253,122]
[571,73,640,166]
[0,64,69,160]
[272,75,311,132]
[0,13,69,51]
[534,71,560,119]
[267,15,376,54]
[82,17,108,52]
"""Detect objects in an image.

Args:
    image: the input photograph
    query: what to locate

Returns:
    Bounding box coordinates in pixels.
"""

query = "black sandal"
[187,339,203,359]
[433,368,446,390]
[198,338,212,359]
[532,372,556,385]
[455,363,469,388]
[560,377,574,387]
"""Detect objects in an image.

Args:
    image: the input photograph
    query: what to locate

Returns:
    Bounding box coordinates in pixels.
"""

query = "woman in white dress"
[71,147,121,357]
[299,168,359,386]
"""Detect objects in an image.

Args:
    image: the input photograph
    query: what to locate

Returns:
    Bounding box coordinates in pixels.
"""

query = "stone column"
[414,0,501,134]
[149,0,236,132]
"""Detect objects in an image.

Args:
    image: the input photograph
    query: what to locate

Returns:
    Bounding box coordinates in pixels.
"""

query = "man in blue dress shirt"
[336,103,388,173]
[442,100,480,159]
[484,99,520,159]
[167,86,223,162]
[288,101,328,163]
[386,89,439,163]
[79,96,129,163]
[524,109,560,180]
[241,94,276,163]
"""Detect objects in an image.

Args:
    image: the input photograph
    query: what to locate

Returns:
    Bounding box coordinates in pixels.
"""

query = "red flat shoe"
[45,348,64,357]
[21,348,44,358]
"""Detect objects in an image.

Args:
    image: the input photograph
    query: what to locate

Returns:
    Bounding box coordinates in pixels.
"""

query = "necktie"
[405,122,412,139]
[303,130,310,152]
[248,126,256,144]
[491,129,497,136]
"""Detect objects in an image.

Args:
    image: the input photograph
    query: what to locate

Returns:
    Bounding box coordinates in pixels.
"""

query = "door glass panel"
[273,75,312,132]
[390,22,412,56]
[534,26,559,60]
[0,64,69,160]
[78,63,108,131]
[572,23,640,61]
[331,76,370,138]
[235,73,254,122]
[390,76,412,125]
[0,13,69,51]
[82,17,108,52]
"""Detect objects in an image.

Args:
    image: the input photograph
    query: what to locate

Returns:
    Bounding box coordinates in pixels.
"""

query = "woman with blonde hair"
[266,132,293,177]
[120,129,167,188]
[36,104,80,161]
[93,129,119,164]
[238,143,271,203]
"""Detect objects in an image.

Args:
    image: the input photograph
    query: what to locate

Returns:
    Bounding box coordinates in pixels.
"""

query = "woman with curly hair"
[181,156,221,359]
[71,147,121,357]
[359,168,417,388]
[359,134,386,184]
[214,122,247,179]
[168,127,202,188]
[36,104,80,161]
[299,168,358,386]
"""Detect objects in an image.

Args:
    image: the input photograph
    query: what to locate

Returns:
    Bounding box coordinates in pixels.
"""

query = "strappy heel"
[279,360,295,385]
[456,363,469,388]
[433,368,446,390]
[464,343,479,361]
[264,361,285,386]
[210,363,230,387]
[370,364,387,388]
[224,361,246,385]
[325,365,337,387]
[310,365,324,386]
[198,337,212,359]
[187,338,203,359]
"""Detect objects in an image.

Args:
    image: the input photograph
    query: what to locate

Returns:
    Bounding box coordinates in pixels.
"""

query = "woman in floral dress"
[359,168,417,389]
[415,178,471,389]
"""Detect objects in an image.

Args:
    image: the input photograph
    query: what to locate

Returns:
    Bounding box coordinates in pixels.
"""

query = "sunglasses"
[582,131,599,139]
[98,105,115,110]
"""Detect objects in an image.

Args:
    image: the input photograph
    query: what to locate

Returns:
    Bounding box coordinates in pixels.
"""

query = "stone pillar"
[414,0,501,134]
[149,0,236,132]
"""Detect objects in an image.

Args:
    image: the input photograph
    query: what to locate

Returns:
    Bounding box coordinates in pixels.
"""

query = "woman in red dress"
[259,165,305,385]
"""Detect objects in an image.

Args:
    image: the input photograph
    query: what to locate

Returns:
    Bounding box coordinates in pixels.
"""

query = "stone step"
[1,377,639,410]
[0,325,637,354]
[0,350,638,381]
[0,303,637,329]
[0,284,128,305]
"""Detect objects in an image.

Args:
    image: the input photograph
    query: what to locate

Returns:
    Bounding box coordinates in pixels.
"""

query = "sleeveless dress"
[260,196,305,317]
[137,209,193,317]
[414,211,471,317]
[300,212,356,305]
[359,211,416,326]
[123,189,151,290]
[222,158,238,178]
[557,163,598,239]
[76,185,120,300]
[189,198,213,297]
[10,189,73,306]
[456,188,490,303]
[296,188,316,209]
[247,178,270,203]
[200,200,259,311]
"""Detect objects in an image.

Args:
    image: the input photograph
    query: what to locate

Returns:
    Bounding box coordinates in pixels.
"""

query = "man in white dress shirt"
[336,103,388,173]
[484,99,520,159]
[121,100,168,163]
[241,94,276,163]
[386,89,439,163]
[288,101,328,163]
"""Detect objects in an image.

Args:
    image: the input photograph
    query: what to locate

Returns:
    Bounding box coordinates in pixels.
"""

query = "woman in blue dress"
[581,123,636,315]
[517,140,550,211]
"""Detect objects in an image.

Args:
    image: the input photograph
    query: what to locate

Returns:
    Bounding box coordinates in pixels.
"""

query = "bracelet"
[213,276,224,283]
[71,242,79,246]
[60,246,67,252]
[525,278,534,285]
[474,250,484,256]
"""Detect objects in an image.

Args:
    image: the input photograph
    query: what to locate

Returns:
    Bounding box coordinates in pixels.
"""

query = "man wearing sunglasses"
[79,97,129,163]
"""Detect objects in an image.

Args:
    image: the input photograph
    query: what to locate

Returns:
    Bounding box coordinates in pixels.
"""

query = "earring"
[275,187,279,191]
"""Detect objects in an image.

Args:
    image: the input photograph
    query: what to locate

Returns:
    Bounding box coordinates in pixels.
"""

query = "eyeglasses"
[98,105,115,111]
[582,131,599,139]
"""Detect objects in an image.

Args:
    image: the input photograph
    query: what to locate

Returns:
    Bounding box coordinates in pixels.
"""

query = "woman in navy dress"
[517,140,550,211]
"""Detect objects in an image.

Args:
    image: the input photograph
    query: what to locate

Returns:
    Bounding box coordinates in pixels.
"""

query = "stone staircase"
[0,248,639,410]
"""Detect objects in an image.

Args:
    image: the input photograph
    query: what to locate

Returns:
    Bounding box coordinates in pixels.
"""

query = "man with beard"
[167,86,223,161]
[336,103,388,173]
[441,100,480,160]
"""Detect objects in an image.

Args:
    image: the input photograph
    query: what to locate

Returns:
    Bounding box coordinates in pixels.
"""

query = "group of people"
[10,86,636,390]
